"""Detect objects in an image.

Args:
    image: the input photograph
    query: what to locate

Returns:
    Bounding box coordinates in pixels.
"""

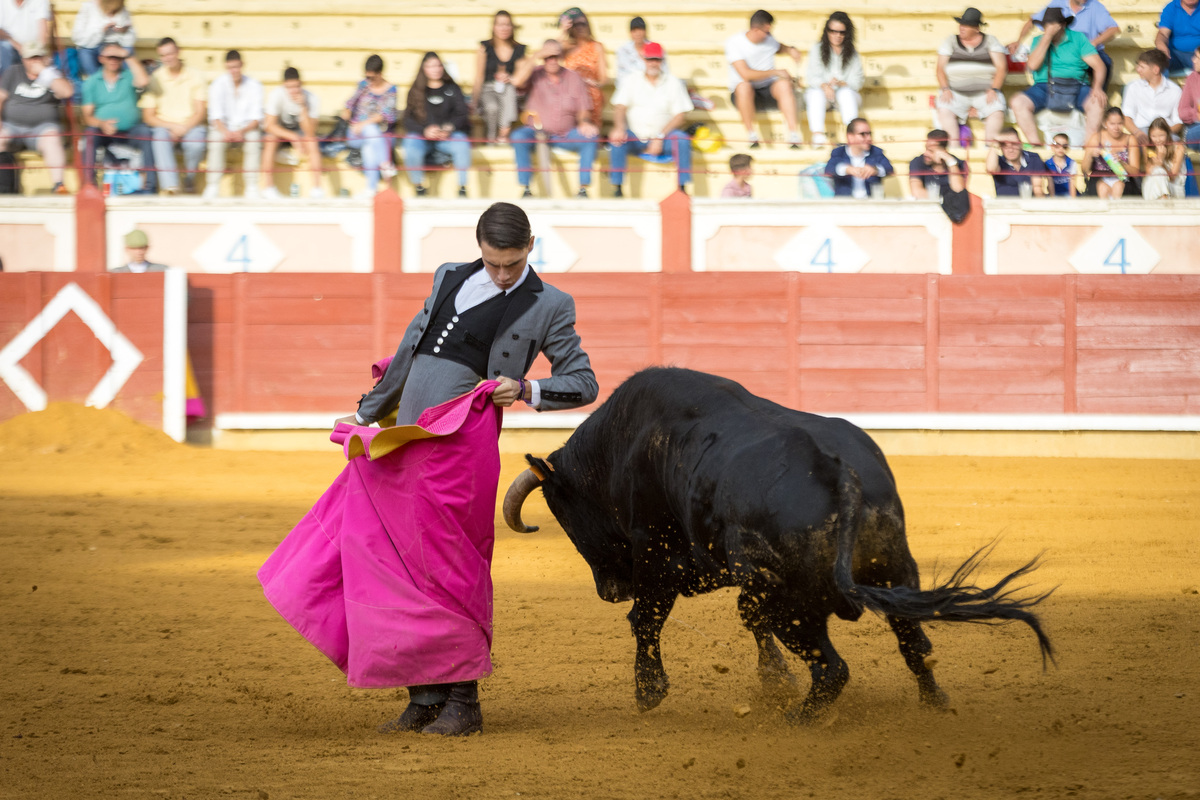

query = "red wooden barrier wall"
[184,273,1200,421]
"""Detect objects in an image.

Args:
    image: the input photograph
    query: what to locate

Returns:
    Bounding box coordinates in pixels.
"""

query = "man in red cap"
[608,42,693,197]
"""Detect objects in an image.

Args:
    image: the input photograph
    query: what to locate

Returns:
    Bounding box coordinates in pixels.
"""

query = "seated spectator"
[340,54,398,199]
[1181,47,1200,147]
[616,16,670,84]
[721,153,753,198]
[400,52,471,198]
[0,0,50,76]
[987,127,1049,196]
[1011,7,1107,145]
[204,50,262,199]
[936,8,1008,148]
[470,11,525,144]
[71,0,135,78]
[1009,0,1119,91]
[1141,117,1187,198]
[908,129,966,199]
[1082,106,1138,198]
[141,37,206,195]
[1156,0,1200,75]
[261,67,323,199]
[1046,133,1080,195]
[110,229,166,272]
[1122,50,1183,144]
[81,42,155,194]
[805,12,863,149]
[510,39,598,198]
[726,9,803,148]
[824,117,893,197]
[0,40,71,193]
[608,42,692,197]
[560,8,607,128]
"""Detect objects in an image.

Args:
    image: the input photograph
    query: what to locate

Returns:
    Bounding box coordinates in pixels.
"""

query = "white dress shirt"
[207,72,263,129]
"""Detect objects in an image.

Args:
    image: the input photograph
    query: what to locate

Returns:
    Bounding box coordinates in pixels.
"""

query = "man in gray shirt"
[0,40,72,192]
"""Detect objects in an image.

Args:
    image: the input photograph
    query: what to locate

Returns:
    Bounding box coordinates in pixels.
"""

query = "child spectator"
[1141,117,1187,198]
[340,54,398,198]
[560,8,607,128]
[721,153,754,198]
[1121,50,1182,145]
[1082,106,1138,198]
[400,52,472,197]
[260,66,323,199]
[1045,133,1079,196]
[470,11,525,144]
[804,11,863,149]
[908,129,966,198]
[71,0,135,77]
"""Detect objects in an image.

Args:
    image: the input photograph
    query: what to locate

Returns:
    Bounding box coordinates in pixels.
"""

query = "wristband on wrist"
[517,378,526,402]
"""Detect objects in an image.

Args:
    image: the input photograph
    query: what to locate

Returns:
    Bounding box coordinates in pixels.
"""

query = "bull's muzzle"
[502,463,550,533]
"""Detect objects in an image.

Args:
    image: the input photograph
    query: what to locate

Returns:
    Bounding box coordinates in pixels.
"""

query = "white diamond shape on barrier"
[525,221,579,273]
[1068,223,1160,275]
[0,282,144,412]
[774,224,870,273]
[192,220,285,273]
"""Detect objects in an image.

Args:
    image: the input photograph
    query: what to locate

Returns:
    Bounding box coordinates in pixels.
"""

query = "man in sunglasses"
[824,117,894,198]
[81,42,156,194]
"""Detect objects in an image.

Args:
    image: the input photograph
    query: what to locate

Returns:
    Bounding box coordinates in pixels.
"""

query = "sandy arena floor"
[1,405,1198,800]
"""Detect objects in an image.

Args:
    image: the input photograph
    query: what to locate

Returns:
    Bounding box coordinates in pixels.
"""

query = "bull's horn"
[503,468,543,533]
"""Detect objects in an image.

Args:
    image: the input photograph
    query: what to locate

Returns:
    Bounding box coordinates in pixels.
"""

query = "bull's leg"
[627,591,676,712]
[887,615,950,709]
[773,617,849,724]
[736,588,797,697]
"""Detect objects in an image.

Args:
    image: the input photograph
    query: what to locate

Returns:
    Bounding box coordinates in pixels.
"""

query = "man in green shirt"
[1010,7,1107,145]
[81,42,156,193]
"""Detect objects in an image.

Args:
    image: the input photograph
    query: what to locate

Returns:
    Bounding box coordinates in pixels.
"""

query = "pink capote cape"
[258,381,503,688]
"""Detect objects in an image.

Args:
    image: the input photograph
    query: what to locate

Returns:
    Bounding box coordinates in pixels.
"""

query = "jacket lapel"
[430,260,484,319]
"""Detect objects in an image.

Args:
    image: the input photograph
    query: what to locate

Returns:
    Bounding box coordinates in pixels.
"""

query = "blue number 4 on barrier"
[1103,238,1130,274]
[811,238,836,272]
[227,234,252,272]
[528,237,547,270]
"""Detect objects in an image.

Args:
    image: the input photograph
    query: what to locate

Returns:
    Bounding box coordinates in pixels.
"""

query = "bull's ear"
[525,454,553,482]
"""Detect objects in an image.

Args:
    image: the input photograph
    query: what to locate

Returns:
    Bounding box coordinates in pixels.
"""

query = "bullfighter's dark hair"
[476,203,532,249]
[750,9,774,28]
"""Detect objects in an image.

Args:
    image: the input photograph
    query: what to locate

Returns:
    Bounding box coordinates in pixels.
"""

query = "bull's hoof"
[635,676,669,712]
[759,667,801,701]
[919,684,951,710]
[783,699,830,726]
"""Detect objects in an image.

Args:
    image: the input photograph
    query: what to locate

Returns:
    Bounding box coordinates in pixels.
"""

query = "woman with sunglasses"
[804,11,864,149]
[559,7,608,127]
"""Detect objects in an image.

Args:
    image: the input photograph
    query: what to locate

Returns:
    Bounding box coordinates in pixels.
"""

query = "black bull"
[504,367,1054,722]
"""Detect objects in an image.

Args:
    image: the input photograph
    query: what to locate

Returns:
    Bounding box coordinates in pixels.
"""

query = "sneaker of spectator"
[0,0,51,77]
[721,153,754,198]
[141,37,206,195]
[824,117,894,197]
[261,66,323,197]
[1010,7,1108,145]
[400,52,472,197]
[470,11,526,144]
[340,54,398,196]
[987,127,1049,196]
[205,50,263,198]
[1121,49,1183,145]
[936,8,1008,149]
[71,0,136,78]
[1009,0,1119,91]
[608,42,693,197]
[1082,106,1138,198]
[805,12,863,150]
[726,9,804,148]
[1181,47,1200,149]
[560,9,608,129]
[0,40,73,190]
[1045,133,1080,196]
[908,129,967,199]
[1155,0,1200,75]
[509,38,599,197]
[81,42,157,194]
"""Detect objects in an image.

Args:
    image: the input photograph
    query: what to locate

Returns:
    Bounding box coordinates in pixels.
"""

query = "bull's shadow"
[503,367,1053,723]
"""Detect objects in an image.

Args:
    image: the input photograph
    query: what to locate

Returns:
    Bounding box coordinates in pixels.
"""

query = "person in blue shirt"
[1009,0,1119,90]
[823,117,894,197]
[1156,0,1200,75]
[1045,133,1080,195]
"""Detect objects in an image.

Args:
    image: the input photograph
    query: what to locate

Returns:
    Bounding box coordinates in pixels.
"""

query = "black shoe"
[378,701,444,733]
[458,186,468,198]
[421,682,482,736]
[415,185,427,196]
[790,142,801,150]
[678,185,688,195]
[612,185,623,198]
[521,187,533,198]
[749,140,761,149]
[576,187,588,198]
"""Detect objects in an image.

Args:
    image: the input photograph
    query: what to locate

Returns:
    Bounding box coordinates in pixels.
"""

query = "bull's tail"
[831,466,1056,668]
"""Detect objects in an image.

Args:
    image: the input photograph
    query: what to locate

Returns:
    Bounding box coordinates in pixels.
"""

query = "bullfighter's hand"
[491,376,524,407]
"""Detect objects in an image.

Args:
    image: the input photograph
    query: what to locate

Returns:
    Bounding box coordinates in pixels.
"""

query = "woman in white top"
[71,0,136,77]
[804,11,864,148]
